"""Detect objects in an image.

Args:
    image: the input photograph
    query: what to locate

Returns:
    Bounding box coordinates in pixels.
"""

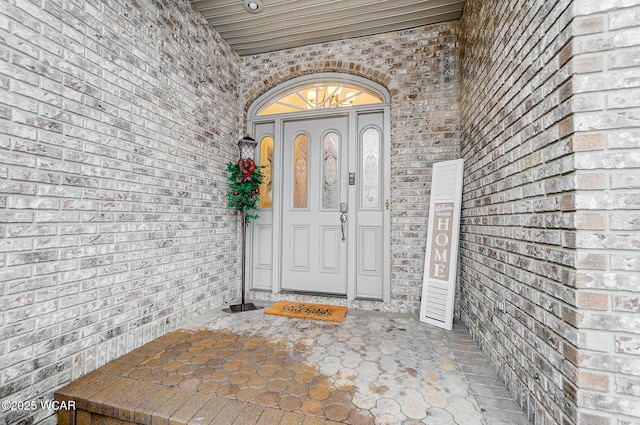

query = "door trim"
[246,74,391,303]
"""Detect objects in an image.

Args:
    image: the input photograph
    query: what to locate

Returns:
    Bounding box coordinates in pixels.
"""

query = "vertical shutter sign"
[420,159,464,330]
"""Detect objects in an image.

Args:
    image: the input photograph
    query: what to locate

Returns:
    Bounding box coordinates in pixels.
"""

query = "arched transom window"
[257,81,384,116]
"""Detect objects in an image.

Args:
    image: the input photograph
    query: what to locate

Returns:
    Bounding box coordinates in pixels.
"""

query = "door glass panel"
[361,127,380,209]
[259,136,274,209]
[293,133,309,209]
[258,82,383,116]
[322,131,339,209]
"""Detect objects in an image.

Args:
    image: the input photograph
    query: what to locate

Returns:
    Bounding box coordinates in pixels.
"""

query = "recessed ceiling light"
[243,0,263,13]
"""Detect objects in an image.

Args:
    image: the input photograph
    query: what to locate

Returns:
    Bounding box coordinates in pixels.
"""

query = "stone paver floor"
[56,303,531,425]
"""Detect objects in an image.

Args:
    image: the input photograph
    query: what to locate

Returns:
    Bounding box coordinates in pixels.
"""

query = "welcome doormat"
[264,301,348,322]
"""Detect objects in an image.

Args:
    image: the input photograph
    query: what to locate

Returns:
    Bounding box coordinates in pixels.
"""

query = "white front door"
[249,111,389,300]
[281,115,349,294]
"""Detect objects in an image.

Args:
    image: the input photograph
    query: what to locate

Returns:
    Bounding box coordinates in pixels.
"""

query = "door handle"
[340,213,347,242]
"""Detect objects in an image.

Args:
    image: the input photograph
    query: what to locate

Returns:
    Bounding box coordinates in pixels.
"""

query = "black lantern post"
[227,136,261,313]
[238,135,257,161]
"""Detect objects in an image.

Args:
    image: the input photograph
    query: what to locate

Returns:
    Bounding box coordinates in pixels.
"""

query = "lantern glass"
[238,135,257,160]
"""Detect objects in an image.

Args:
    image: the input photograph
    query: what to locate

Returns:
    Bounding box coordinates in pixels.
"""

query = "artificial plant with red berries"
[226,158,264,225]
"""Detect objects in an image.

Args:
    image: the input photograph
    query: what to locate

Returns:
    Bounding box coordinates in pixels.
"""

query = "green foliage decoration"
[226,158,264,225]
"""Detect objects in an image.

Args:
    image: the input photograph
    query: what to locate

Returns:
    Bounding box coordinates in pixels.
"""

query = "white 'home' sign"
[420,159,464,330]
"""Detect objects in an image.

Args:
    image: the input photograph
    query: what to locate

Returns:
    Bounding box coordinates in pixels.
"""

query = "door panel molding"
[289,225,310,271]
[320,226,341,273]
[358,226,381,275]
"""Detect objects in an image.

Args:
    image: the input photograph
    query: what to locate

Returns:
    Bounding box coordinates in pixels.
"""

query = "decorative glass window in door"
[361,127,380,209]
[259,136,273,209]
[258,82,383,116]
[322,132,339,209]
[293,134,309,209]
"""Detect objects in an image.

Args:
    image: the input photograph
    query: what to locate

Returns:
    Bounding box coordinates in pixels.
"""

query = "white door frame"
[246,74,391,302]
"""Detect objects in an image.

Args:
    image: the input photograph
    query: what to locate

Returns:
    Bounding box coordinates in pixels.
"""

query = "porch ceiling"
[189,0,466,56]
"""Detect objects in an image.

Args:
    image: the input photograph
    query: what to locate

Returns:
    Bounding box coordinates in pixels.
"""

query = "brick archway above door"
[241,61,396,115]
